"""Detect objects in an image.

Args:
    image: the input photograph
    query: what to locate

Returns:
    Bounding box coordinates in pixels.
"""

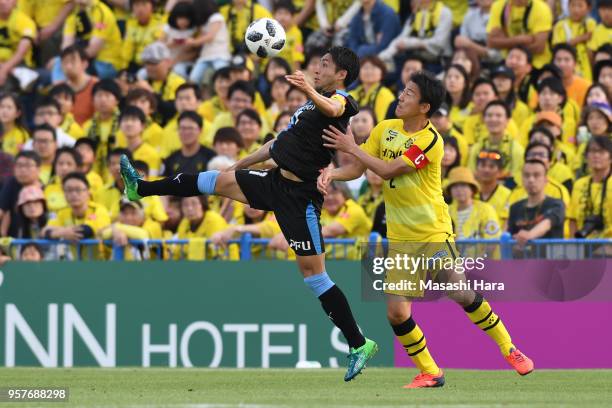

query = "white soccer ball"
[244,18,286,58]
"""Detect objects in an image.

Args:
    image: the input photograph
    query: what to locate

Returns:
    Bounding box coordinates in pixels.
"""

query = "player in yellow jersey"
[320,71,534,388]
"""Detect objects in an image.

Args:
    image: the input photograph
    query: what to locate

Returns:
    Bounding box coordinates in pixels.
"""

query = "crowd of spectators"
[0,0,610,262]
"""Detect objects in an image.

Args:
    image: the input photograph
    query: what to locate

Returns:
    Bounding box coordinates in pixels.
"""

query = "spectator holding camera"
[569,136,612,239]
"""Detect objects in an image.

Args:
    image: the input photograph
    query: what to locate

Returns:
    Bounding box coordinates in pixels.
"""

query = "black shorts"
[235,167,325,256]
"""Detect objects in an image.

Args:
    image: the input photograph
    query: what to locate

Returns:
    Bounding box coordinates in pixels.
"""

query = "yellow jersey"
[0,8,36,66]
[462,113,520,145]
[468,134,525,183]
[93,182,168,223]
[131,141,161,176]
[588,23,612,55]
[47,201,111,234]
[176,210,238,260]
[321,199,372,259]
[198,96,227,124]
[151,71,185,103]
[478,184,511,221]
[63,0,123,69]
[552,17,597,81]
[350,84,396,126]
[122,13,164,67]
[518,103,580,147]
[61,113,85,139]
[360,119,453,241]
[449,103,472,132]
[220,1,272,53]
[449,200,501,240]
[487,0,553,68]
[159,115,211,158]
[0,126,29,155]
[568,175,612,239]
[18,0,69,28]
[357,189,384,220]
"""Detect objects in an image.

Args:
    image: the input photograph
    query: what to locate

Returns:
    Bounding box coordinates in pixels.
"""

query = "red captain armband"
[403,145,430,169]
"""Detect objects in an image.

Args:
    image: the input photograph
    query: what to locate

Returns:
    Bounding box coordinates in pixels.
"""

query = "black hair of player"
[107,147,132,162]
[120,105,147,124]
[228,80,255,101]
[409,71,446,118]
[62,171,90,188]
[327,46,360,87]
[168,1,197,29]
[32,123,57,142]
[92,79,122,101]
[178,110,203,129]
[15,150,41,166]
[525,141,552,161]
[176,82,201,100]
[213,127,244,148]
[528,126,555,146]
[236,108,262,127]
[552,43,577,61]
[483,100,511,118]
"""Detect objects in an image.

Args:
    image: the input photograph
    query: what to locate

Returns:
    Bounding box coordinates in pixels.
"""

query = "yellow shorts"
[383,233,459,298]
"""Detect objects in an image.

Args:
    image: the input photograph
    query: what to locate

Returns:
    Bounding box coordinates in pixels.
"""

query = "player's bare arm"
[228,139,274,171]
[286,70,344,117]
[323,125,415,180]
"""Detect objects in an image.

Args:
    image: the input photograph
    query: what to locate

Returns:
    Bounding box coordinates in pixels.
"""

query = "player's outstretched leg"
[120,155,247,203]
[461,292,534,376]
[388,297,445,389]
[299,256,378,381]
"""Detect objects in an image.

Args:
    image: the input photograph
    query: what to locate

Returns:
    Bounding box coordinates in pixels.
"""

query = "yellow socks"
[392,317,439,375]
[464,293,515,356]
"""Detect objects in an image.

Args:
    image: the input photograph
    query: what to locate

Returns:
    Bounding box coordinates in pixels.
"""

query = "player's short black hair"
[528,126,555,146]
[120,105,147,124]
[213,126,244,147]
[107,147,131,161]
[62,171,90,188]
[236,108,262,127]
[327,46,360,87]
[60,44,88,61]
[228,80,255,101]
[92,79,122,101]
[525,141,552,161]
[176,82,201,100]
[552,43,577,61]
[32,123,57,141]
[49,83,75,101]
[15,150,41,166]
[483,100,510,118]
[35,96,61,113]
[409,71,446,118]
[178,110,203,129]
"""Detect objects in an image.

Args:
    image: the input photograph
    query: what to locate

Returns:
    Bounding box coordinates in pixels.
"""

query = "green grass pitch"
[1,368,611,407]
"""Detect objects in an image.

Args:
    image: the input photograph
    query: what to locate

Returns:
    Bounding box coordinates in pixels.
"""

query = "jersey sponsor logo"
[484,220,500,235]
[404,138,415,149]
[173,173,183,183]
[404,145,429,169]
[248,170,268,177]
[289,239,311,251]
[385,130,398,142]
[381,148,405,159]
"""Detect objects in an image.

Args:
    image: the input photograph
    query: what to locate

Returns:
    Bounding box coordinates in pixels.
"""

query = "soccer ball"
[244,18,286,58]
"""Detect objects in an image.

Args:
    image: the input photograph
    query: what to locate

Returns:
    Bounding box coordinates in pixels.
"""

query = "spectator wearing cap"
[94,148,167,223]
[122,0,164,75]
[162,111,216,176]
[588,0,612,58]
[349,56,395,124]
[430,103,469,166]
[0,151,41,237]
[552,0,596,82]
[508,159,566,254]
[98,198,163,261]
[119,106,161,177]
[74,138,104,192]
[524,141,575,193]
[520,77,581,147]
[454,0,503,64]
[474,149,512,222]
[135,41,186,124]
[491,65,533,127]
[572,102,612,173]
[57,45,99,125]
[57,0,123,80]
[379,0,452,70]
[42,172,111,258]
[446,166,501,258]
[14,185,47,239]
[486,0,553,69]
[468,100,525,188]
[505,46,538,108]
[82,79,122,180]
[220,0,272,55]
[346,0,400,59]
[553,44,592,107]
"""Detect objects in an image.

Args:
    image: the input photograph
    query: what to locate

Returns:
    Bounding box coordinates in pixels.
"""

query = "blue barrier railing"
[5,232,611,261]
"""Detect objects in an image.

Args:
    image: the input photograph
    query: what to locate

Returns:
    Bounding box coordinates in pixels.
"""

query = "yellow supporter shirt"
[122,14,164,68]
[448,201,501,240]
[61,113,85,139]
[63,0,123,69]
[509,177,570,207]
[350,84,396,126]
[511,99,532,129]
[47,201,111,234]
[518,103,580,147]
[40,164,52,185]
[360,119,453,241]
[321,199,372,259]
[176,210,238,260]
[0,126,29,156]
[220,1,272,53]
[207,112,270,148]
[151,71,185,103]
[94,182,168,223]
[275,24,304,68]
[478,184,511,221]
[462,113,520,145]
[44,172,103,214]
[442,0,469,27]
[588,23,612,55]
[468,134,525,183]
[487,0,553,68]
[99,220,163,260]
[568,175,612,239]
[18,0,69,28]
[552,17,597,81]
[357,189,384,220]
[449,104,472,132]
[131,141,161,176]
[198,96,227,124]
[82,112,121,177]
[116,120,164,152]
[0,8,36,66]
